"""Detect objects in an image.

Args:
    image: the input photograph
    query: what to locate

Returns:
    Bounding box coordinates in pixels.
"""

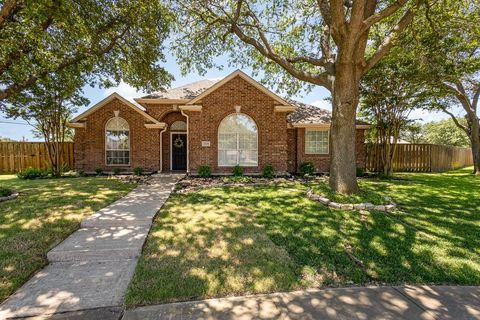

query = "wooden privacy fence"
[0,142,74,173]
[366,143,473,173]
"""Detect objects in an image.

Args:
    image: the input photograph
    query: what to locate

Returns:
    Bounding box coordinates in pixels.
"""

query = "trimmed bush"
[17,167,48,180]
[262,164,275,178]
[356,168,365,177]
[133,167,144,176]
[198,165,212,178]
[232,165,243,176]
[300,162,315,176]
[112,167,122,175]
[0,187,13,197]
[95,168,103,176]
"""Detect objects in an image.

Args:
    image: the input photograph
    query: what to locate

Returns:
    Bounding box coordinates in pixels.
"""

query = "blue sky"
[0,52,450,141]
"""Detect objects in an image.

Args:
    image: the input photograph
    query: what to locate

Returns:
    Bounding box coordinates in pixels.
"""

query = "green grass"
[307,178,389,204]
[0,175,136,303]
[126,168,480,307]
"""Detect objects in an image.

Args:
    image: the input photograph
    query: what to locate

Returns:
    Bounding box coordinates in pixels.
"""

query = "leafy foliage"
[299,162,315,176]
[232,165,243,177]
[0,0,172,106]
[262,164,275,179]
[133,167,144,176]
[0,187,13,197]
[422,119,471,147]
[198,165,212,178]
[17,167,48,180]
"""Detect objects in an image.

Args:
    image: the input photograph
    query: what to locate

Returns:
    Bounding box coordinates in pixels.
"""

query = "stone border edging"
[306,189,396,212]
[0,191,19,202]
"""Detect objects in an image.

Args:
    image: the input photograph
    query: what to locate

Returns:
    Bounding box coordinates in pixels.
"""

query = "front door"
[171,133,187,171]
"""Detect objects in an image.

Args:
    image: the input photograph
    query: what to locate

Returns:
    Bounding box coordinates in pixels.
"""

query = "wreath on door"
[173,137,184,148]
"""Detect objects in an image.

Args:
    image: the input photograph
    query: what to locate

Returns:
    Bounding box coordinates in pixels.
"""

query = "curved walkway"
[123,285,480,320]
[0,174,184,319]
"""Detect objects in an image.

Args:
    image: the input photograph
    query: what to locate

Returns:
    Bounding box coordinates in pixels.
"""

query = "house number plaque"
[201,141,211,147]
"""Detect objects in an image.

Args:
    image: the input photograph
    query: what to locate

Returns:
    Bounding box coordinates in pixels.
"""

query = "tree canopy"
[0,0,173,108]
[171,0,421,193]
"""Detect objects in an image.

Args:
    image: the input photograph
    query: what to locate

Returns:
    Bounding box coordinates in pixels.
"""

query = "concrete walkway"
[123,286,480,320]
[0,174,183,319]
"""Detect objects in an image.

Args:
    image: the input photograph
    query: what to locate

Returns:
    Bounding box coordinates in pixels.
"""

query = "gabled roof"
[70,93,161,124]
[187,70,291,106]
[140,79,220,100]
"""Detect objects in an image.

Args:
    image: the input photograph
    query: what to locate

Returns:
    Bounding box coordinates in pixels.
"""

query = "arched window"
[105,117,130,165]
[218,114,258,166]
[170,120,187,131]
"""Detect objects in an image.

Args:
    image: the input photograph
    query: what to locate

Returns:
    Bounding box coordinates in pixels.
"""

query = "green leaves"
[0,0,173,106]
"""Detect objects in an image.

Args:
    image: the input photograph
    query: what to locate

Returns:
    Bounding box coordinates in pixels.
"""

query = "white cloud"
[104,81,145,103]
[310,99,332,111]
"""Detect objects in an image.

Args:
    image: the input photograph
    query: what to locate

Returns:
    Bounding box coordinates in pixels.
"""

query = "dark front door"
[171,133,187,171]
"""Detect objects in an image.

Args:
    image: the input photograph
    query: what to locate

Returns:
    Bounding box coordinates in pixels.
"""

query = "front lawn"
[0,175,136,303]
[126,168,479,307]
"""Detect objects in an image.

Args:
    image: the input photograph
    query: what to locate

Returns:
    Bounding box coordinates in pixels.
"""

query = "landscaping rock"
[340,204,354,210]
[364,203,375,210]
[0,191,19,202]
[374,205,386,211]
[329,202,342,209]
[317,196,331,205]
[385,204,396,211]
[353,203,366,210]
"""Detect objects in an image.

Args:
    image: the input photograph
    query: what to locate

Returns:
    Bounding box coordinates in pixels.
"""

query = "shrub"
[232,165,243,176]
[300,162,315,176]
[78,170,87,177]
[17,167,48,180]
[0,187,13,197]
[133,167,144,176]
[262,164,275,178]
[198,165,212,178]
[95,168,103,176]
[112,167,122,175]
[356,168,365,177]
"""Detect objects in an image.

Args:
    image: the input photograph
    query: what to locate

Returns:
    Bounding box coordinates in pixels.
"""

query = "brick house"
[69,70,369,175]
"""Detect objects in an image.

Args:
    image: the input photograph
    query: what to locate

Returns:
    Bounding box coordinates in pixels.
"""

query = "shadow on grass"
[127,169,480,306]
[0,176,135,303]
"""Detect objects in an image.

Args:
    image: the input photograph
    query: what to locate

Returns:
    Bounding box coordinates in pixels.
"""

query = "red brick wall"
[287,128,297,172]
[295,128,366,173]
[187,75,289,174]
[73,99,161,173]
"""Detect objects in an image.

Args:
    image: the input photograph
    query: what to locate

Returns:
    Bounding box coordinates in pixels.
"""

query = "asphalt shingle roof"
[141,79,368,126]
[141,79,220,100]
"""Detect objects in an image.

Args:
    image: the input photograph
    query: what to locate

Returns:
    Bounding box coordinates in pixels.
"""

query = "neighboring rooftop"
[141,79,220,100]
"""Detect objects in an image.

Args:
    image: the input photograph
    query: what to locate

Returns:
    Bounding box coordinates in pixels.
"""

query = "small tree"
[360,48,427,176]
[5,77,88,176]
[401,0,480,174]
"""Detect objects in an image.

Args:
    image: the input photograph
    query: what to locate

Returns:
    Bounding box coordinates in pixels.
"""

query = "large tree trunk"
[329,63,360,194]
[471,119,480,175]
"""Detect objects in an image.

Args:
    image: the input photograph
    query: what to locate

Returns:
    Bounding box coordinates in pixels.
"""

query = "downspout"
[159,125,167,173]
[180,109,190,174]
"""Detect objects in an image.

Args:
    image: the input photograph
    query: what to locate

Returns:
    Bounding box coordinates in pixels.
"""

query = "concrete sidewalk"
[0,174,183,319]
[123,285,480,320]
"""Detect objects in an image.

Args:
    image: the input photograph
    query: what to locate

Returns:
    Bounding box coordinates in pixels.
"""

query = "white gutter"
[159,125,168,173]
[180,109,190,174]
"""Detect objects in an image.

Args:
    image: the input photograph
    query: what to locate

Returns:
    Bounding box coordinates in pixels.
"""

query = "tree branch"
[362,0,409,32]
[439,105,470,135]
[362,8,415,74]
[0,0,21,28]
